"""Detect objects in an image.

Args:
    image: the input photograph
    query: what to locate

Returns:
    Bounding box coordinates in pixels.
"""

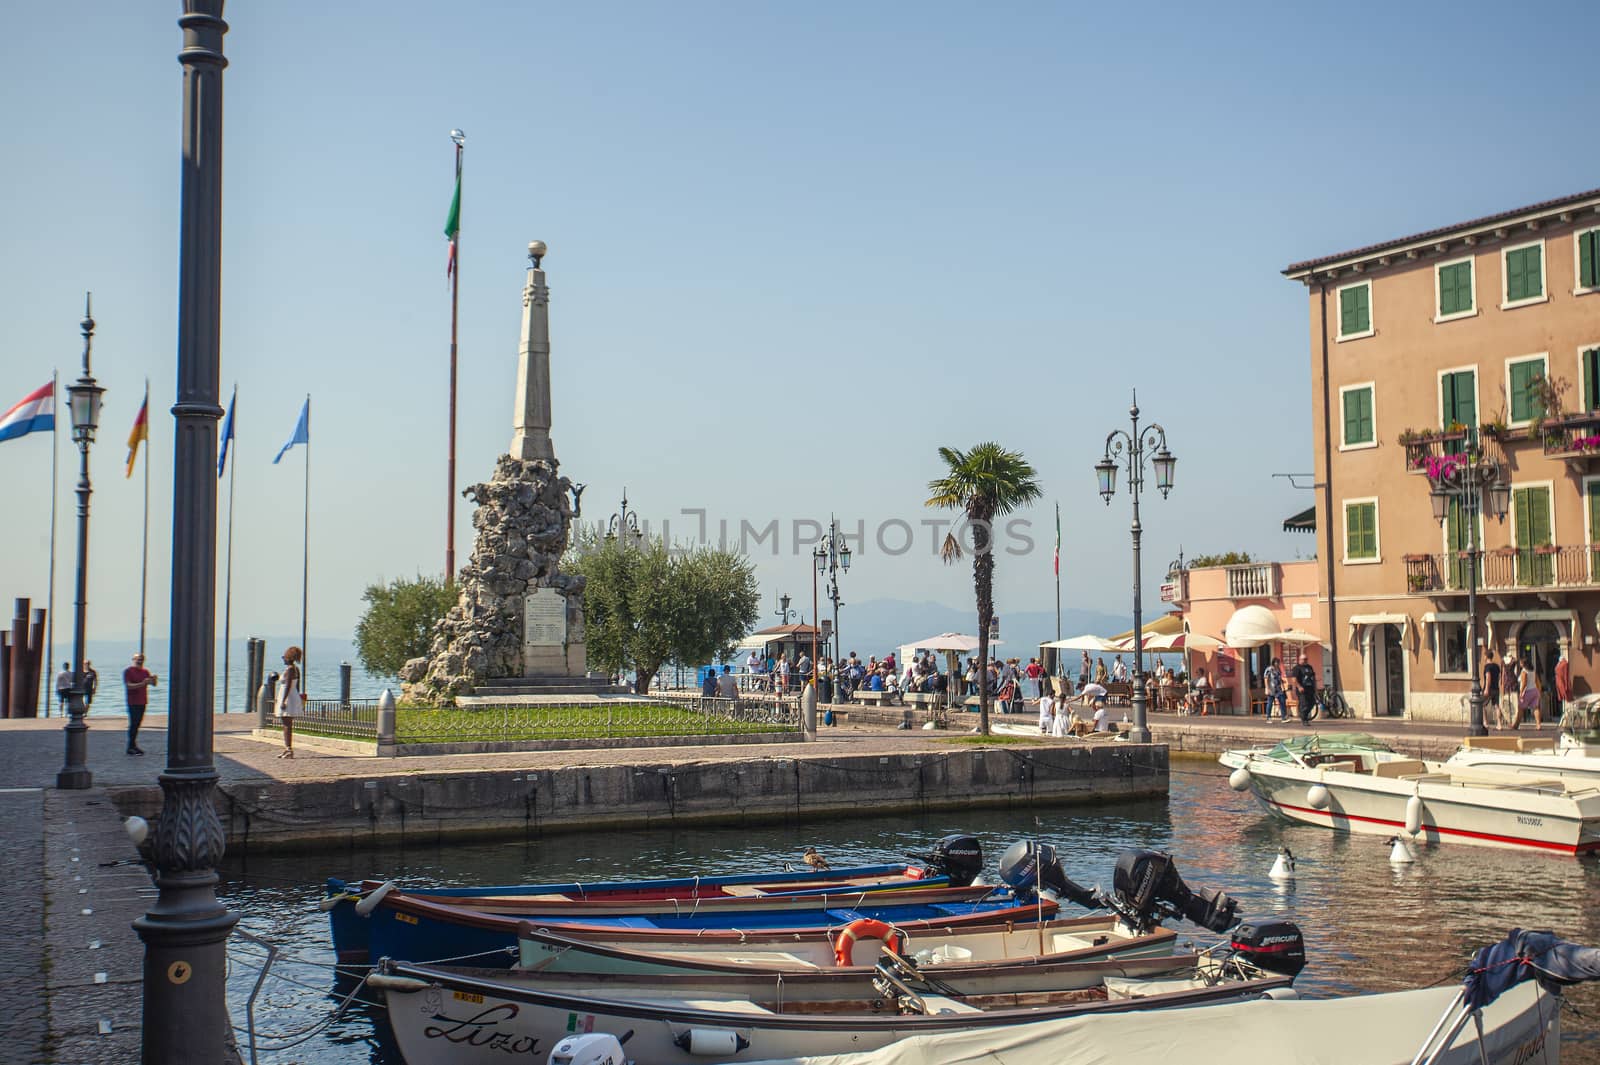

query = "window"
[1582,347,1600,413]
[1507,356,1548,426]
[1444,497,1480,591]
[1341,384,1375,448]
[1512,485,1553,587]
[1578,228,1600,293]
[1437,621,1469,676]
[1503,241,1545,307]
[1440,368,1476,441]
[1337,281,1372,340]
[1587,478,1600,580]
[1344,499,1378,563]
[1436,258,1475,320]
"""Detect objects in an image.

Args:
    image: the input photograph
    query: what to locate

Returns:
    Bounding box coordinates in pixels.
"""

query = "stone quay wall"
[105,743,1168,855]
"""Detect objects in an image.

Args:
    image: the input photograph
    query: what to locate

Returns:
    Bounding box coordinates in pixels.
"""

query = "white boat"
[727,982,1557,1065]
[1217,732,1403,771]
[1446,707,1600,783]
[374,938,1299,1065]
[515,911,1179,977]
[1223,738,1600,855]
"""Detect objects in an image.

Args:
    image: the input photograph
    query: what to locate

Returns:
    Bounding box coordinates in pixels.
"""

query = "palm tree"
[926,443,1042,735]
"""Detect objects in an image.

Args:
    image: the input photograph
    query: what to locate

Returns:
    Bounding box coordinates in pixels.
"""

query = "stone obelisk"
[401,241,590,702]
[511,240,555,463]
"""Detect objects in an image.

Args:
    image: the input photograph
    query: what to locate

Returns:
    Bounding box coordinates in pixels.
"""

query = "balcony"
[1400,429,1506,475]
[1403,545,1596,595]
[1224,562,1279,599]
[1539,413,1600,472]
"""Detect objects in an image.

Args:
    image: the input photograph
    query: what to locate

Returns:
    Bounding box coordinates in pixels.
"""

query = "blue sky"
[3,1,1598,646]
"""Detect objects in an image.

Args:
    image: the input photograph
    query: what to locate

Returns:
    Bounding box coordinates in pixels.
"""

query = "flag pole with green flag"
[445,129,464,585]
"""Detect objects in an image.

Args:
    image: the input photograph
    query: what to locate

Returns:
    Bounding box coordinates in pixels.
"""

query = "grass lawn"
[296,702,795,743]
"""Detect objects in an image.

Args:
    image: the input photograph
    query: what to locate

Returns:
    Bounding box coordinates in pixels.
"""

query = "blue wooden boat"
[329,835,985,965]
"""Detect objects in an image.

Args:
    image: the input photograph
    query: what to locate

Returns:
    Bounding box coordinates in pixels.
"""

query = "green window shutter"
[1589,482,1600,576]
[1507,246,1543,302]
[1346,502,1376,559]
[1586,349,1600,413]
[1442,370,1476,428]
[1510,361,1544,423]
[1343,387,1373,445]
[1340,285,1369,335]
[1581,231,1599,289]
[1439,262,1472,316]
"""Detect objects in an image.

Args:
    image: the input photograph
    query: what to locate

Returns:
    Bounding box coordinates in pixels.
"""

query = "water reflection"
[218,761,1600,1064]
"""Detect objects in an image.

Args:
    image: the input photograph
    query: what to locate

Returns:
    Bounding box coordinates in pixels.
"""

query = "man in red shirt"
[1555,652,1572,721]
[122,653,157,755]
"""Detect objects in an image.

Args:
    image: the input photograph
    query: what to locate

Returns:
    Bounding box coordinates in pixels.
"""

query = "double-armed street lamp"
[1095,391,1177,745]
[606,488,643,544]
[56,297,104,791]
[1426,438,1510,737]
[815,517,851,663]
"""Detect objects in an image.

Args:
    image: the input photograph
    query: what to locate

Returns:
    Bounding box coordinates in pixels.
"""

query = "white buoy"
[123,816,149,846]
[1268,847,1296,879]
[1229,768,1252,792]
[1306,784,1331,810]
[354,880,396,917]
[1404,794,1424,835]
[1388,835,1417,863]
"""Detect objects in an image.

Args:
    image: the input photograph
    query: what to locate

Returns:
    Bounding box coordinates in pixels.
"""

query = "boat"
[371,922,1303,1065]
[512,910,1180,977]
[351,886,1061,968]
[1223,735,1600,854]
[1446,704,1600,783]
[1216,731,1402,771]
[329,835,985,965]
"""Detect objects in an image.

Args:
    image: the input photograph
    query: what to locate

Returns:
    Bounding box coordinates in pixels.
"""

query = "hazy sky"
[3,1,1598,645]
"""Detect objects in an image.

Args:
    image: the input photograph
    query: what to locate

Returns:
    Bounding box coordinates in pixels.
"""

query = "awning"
[1283,505,1317,533]
[1257,628,1321,644]
[1043,634,1122,652]
[1110,614,1184,643]
[1224,605,1281,648]
[1346,613,1410,638]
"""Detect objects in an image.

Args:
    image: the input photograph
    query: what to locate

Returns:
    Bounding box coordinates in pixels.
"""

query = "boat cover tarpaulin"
[741,984,1548,1065]
[1464,928,1600,1009]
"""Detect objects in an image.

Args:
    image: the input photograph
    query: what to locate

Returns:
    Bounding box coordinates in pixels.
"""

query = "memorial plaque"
[524,588,567,648]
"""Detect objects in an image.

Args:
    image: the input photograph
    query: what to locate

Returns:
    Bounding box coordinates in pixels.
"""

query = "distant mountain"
[821,598,1136,660]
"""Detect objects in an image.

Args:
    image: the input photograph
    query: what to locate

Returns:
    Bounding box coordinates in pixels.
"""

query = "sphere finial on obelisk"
[511,239,555,462]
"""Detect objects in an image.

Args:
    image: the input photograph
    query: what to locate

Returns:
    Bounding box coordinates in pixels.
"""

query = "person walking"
[1555,651,1572,724]
[1518,658,1542,729]
[1263,657,1288,721]
[1483,656,1503,729]
[1078,651,1091,689]
[55,661,73,715]
[122,652,157,755]
[1037,690,1055,734]
[1502,654,1522,728]
[276,645,303,758]
[1291,652,1318,726]
[83,660,99,708]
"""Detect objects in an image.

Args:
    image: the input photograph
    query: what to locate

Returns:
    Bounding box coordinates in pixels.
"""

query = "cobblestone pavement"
[0,787,46,1064]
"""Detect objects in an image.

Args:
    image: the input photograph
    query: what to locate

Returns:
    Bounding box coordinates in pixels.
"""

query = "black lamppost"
[1427,436,1509,737]
[55,296,104,791]
[134,4,238,1061]
[774,592,795,625]
[606,488,642,543]
[1096,390,1177,745]
[816,516,851,663]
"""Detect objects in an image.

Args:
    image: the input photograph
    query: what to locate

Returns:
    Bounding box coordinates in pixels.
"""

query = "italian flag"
[125,391,148,478]
[444,170,461,278]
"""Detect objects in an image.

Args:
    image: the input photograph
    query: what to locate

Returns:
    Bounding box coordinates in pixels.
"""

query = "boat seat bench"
[1372,759,1428,779]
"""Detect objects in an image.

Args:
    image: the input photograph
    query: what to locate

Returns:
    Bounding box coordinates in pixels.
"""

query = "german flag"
[125,390,148,478]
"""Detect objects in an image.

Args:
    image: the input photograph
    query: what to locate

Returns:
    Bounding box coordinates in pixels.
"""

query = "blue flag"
[273,396,309,464]
[217,386,236,478]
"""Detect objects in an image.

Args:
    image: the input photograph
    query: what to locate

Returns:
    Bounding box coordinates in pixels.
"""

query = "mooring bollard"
[243,638,263,715]
[801,683,817,741]
[377,689,397,754]
[258,670,279,729]
[339,661,353,706]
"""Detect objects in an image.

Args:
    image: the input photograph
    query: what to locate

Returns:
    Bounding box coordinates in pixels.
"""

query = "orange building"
[1285,188,1600,721]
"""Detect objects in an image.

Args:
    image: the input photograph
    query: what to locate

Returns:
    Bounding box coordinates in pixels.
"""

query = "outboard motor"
[914,834,983,887]
[1230,920,1307,976]
[1109,849,1239,934]
[997,840,1098,909]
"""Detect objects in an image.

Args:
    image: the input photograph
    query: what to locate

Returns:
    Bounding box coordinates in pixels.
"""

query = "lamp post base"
[1127,690,1151,744]
[1467,688,1488,738]
[56,713,92,790]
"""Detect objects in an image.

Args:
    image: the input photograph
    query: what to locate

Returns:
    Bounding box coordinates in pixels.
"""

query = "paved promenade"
[0,706,1499,1063]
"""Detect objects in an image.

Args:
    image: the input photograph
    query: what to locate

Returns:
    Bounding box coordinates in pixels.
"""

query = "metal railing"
[1404,545,1594,593]
[297,698,380,740]
[1402,432,1506,474]
[1541,413,1600,459]
[1224,562,1279,598]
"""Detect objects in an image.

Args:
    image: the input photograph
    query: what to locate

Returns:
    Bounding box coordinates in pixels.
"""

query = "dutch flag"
[0,381,54,444]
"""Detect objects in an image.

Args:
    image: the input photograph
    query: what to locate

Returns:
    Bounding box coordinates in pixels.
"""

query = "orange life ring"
[833,918,907,966]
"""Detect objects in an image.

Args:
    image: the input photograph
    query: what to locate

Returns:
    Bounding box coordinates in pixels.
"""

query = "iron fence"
[394,696,799,744]
[297,698,380,741]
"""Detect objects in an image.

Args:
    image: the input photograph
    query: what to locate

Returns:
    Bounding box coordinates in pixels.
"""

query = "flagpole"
[221,385,236,714]
[1054,501,1061,644]
[446,133,463,584]
[139,378,150,657]
[301,393,310,686]
[45,370,58,717]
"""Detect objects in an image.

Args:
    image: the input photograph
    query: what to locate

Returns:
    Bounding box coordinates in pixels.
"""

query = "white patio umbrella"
[1042,634,1122,652]
[1259,629,1321,644]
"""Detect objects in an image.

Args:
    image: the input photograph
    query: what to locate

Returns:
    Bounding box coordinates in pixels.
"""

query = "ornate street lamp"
[1094,390,1176,744]
[56,296,103,791]
[816,516,850,662]
[774,592,795,625]
[1427,439,1508,737]
[605,488,642,543]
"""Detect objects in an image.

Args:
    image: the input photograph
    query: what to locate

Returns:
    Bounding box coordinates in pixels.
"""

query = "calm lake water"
[216,759,1600,1064]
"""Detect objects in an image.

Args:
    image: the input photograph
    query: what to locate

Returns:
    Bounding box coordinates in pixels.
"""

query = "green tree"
[353,575,458,679]
[926,442,1042,735]
[570,535,759,693]
[1187,551,1254,568]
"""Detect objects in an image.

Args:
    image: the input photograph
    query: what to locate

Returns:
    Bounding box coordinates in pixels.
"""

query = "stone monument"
[401,242,591,702]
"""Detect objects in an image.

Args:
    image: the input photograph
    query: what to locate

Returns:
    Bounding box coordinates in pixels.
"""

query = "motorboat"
[329,834,985,965]
[1216,731,1401,771]
[372,922,1303,1065]
[1224,735,1600,855]
[1446,703,1600,783]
